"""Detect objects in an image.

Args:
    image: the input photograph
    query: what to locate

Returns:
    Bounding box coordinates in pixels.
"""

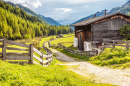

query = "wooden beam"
[0,45,3,48]
[6,55,30,60]
[116,44,126,47]
[0,39,3,42]
[33,54,42,63]
[0,56,2,59]
[6,61,29,64]
[30,44,33,64]
[126,41,129,49]
[0,52,2,55]
[6,53,29,56]
[6,47,29,51]
[6,39,29,48]
[33,47,42,56]
[2,38,6,60]
[104,43,113,45]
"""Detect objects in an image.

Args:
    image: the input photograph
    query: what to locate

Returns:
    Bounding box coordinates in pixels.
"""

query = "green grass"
[62,33,74,37]
[0,59,112,86]
[89,46,130,69]
[51,35,74,47]
[40,36,56,47]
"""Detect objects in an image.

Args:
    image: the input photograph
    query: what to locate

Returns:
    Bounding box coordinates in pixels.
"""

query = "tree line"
[0,1,73,40]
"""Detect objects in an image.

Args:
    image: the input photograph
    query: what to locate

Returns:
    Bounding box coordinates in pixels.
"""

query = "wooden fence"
[33,47,53,66]
[92,39,130,54]
[52,43,98,57]
[0,39,53,66]
[0,38,33,64]
[103,39,130,49]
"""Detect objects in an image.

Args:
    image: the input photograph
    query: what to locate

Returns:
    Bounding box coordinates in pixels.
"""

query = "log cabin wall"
[92,15,130,43]
[75,25,91,50]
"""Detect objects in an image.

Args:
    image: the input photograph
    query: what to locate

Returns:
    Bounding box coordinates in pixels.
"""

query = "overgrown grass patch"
[89,47,130,69]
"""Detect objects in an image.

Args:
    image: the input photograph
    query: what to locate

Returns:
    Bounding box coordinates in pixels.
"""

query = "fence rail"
[33,45,53,66]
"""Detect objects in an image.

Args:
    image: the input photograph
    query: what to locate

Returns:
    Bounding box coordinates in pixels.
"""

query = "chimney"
[104,9,107,15]
[94,14,96,18]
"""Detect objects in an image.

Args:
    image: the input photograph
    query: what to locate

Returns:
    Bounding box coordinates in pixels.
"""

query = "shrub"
[119,24,130,40]
[56,35,59,38]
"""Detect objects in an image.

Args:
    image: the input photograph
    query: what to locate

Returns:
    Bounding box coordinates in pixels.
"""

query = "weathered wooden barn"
[71,12,130,51]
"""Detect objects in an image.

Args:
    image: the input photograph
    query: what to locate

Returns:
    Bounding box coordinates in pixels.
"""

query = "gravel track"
[52,49,130,86]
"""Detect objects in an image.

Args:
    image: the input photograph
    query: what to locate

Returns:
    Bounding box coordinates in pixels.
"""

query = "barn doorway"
[79,34,83,51]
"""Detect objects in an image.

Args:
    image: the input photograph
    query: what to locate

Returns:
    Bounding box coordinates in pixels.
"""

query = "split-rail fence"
[93,39,130,54]
[0,38,53,66]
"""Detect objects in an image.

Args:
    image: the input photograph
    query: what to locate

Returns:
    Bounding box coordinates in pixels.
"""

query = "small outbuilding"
[71,12,130,51]
[58,34,63,38]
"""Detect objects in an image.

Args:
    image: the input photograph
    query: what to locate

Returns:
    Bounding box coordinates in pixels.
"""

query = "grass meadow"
[0,35,112,86]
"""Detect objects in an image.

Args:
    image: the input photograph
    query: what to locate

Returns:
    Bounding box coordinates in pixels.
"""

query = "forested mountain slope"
[6,1,48,24]
[39,14,61,26]
[0,1,73,40]
[7,1,61,26]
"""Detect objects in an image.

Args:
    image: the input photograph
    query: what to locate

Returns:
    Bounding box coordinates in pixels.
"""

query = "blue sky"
[4,0,129,24]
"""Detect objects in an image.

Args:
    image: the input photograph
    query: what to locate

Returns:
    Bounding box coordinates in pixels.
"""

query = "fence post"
[102,43,105,51]
[81,51,82,56]
[40,52,43,66]
[113,40,115,49]
[89,52,90,57]
[2,38,6,60]
[126,41,129,49]
[30,44,33,64]
[96,50,98,55]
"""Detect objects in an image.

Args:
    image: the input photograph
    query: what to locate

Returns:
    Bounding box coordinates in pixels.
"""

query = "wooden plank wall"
[92,17,129,42]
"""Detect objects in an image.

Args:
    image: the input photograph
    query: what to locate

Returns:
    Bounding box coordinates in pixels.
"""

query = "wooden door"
[79,34,83,50]
[86,31,91,41]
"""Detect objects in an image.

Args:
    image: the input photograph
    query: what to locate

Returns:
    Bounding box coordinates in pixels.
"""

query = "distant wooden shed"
[59,34,63,38]
[71,12,130,51]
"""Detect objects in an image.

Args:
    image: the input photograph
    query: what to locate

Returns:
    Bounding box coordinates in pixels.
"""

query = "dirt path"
[52,49,130,86]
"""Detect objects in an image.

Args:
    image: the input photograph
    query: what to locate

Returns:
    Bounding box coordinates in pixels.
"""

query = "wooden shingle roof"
[71,12,130,26]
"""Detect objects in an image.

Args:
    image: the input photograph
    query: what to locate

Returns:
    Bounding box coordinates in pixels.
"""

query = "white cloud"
[55,8,72,13]
[4,0,42,8]
[41,0,125,4]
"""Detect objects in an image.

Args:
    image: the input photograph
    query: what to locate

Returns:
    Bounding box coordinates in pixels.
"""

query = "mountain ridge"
[71,0,130,25]
[39,14,61,26]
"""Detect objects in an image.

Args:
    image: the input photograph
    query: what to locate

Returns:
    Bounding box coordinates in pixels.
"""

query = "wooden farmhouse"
[71,12,130,51]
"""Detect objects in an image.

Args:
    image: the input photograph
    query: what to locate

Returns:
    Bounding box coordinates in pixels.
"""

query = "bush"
[56,35,59,38]
[119,24,130,40]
